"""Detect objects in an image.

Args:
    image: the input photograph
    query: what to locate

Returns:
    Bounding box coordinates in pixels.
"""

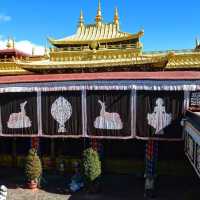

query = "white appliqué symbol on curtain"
[94,100,123,130]
[147,98,172,135]
[51,96,72,133]
[7,101,32,129]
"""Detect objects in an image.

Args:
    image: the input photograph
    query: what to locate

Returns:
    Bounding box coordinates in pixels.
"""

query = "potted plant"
[25,148,42,190]
[83,148,101,193]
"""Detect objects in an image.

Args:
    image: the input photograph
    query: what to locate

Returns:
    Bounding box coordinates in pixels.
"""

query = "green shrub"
[83,148,101,183]
[25,148,42,182]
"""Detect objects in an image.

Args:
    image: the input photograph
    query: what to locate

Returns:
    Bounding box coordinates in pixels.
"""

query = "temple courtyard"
[1,167,199,200]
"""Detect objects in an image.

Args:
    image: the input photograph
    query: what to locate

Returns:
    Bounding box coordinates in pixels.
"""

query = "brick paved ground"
[1,167,200,200]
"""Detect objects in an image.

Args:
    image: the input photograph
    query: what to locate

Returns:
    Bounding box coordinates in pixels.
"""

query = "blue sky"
[0,0,200,52]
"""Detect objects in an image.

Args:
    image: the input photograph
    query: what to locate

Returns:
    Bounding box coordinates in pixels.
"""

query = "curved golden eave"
[48,31,144,46]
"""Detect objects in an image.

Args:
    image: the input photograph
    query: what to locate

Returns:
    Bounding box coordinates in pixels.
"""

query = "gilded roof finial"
[96,0,102,26]
[195,37,200,48]
[44,47,49,56]
[12,38,15,48]
[78,9,84,28]
[6,37,13,49]
[32,47,35,56]
[114,7,120,30]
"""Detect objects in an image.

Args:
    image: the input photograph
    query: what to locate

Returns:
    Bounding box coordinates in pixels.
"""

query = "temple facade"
[0,0,200,179]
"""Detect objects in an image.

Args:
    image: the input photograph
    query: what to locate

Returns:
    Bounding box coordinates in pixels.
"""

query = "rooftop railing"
[143,48,200,55]
[51,43,138,52]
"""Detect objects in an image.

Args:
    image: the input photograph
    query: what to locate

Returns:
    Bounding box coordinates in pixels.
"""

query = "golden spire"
[44,47,49,56]
[6,37,13,49]
[196,37,200,48]
[96,0,102,26]
[78,9,84,28]
[44,40,49,56]
[114,7,120,30]
[12,38,15,48]
[32,47,35,56]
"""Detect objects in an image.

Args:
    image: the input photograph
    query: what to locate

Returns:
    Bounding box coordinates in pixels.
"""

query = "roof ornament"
[114,7,120,30]
[32,47,35,56]
[78,9,84,28]
[44,47,49,57]
[6,37,14,49]
[96,0,102,26]
[195,37,200,49]
[44,40,49,56]
[12,38,15,48]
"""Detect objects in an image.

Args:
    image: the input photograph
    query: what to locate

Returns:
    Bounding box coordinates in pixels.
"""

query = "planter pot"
[27,180,38,191]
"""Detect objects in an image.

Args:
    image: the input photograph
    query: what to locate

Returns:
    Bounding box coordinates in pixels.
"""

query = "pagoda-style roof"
[49,24,143,46]
[49,1,143,47]
[0,38,30,59]
[0,48,30,59]
[0,1,200,75]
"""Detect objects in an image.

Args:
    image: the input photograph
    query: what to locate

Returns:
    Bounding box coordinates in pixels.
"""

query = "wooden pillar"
[144,140,158,198]
[31,137,40,150]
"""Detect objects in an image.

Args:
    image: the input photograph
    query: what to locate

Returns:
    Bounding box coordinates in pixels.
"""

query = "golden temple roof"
[49,24,143,45]
[1,1,200,75]
[49,1,143,46]
[1,48,200,75]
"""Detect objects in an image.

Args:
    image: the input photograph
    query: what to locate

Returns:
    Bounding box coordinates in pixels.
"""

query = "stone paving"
[8,188,67,200]
[0,167,200,200]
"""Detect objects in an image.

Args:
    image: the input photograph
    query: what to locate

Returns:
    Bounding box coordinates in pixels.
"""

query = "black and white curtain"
[0,92,38,136]
[136,91,184,139]
[41,91,82,137]
[86,90,131,138]
[0,90,186,140]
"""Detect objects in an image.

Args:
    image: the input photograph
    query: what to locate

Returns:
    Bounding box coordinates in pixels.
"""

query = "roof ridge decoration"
[196,37,200,49]
[48,1,144,46]
[78,9,84,28]
[96,0,102,26]
[6,37,15,49]
[114,7,120,30]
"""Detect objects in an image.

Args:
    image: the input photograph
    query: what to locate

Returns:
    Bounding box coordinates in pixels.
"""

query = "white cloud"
[15,40,45,55]
[0,39,45,55]
[0,14,11,22]
[0,40,6,49]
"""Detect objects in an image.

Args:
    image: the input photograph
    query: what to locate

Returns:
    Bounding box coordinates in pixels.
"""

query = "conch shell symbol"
[51,96,72,133]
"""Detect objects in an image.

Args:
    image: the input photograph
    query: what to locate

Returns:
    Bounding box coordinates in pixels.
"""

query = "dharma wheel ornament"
[89,41,99,51]
[51,96,72,133]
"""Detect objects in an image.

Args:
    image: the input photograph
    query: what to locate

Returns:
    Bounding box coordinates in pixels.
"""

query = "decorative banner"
[147,98,172,135]
[7,101,32,129]
[136,91,184,139]
[0,92,38,135]
[51,96,72,133]
[41,91,82,136]
[86,90,131,138]
[94,100,123,130]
